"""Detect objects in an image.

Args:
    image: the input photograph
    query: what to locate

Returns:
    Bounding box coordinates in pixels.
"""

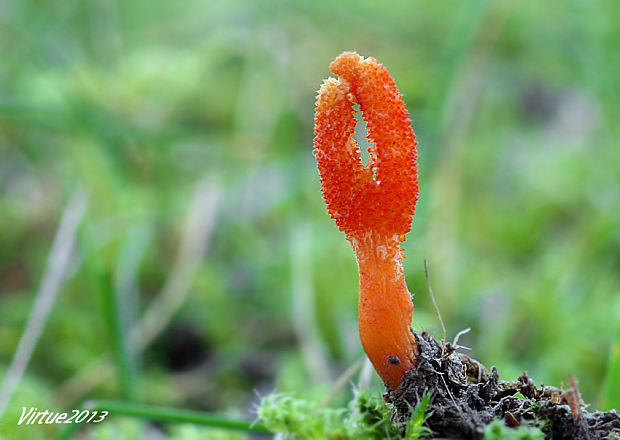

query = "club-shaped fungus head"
[313,52,419,392]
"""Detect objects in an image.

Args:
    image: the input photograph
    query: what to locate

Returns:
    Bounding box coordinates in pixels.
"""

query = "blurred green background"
[1,0,620,438]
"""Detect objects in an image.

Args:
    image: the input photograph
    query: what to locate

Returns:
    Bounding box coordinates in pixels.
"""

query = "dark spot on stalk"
[388,355,400,365]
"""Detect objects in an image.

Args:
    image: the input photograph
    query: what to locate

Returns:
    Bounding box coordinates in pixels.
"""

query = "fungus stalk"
[313,52,419,392]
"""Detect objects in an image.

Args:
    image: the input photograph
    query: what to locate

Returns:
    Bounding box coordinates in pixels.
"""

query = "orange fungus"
[313,52,419,392]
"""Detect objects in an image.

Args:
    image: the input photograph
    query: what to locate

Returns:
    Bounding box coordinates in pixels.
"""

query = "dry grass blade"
[129,179,221,350]
[424,260,447,351]
[53,179,221,405]
[317,359,363,409]
[289,221,331,383]
[357,357,374,390]
[0,188,87,417]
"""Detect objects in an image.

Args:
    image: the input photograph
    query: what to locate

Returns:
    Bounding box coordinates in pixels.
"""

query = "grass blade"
[601,324,620,410]
[82,233,139,402]
[0,188,87,418]
[54,400,272,439]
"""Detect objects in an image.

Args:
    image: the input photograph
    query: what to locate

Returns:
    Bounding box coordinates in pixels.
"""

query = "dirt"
[387,331,620,440]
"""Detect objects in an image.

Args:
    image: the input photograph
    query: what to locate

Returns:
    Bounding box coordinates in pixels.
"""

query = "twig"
[567,374,583,422]
[0,188,87,418]
[451,328,472,351]
[439,373,459,413]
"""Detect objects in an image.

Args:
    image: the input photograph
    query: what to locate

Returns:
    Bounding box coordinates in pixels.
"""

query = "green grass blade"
[601,324,620,410]
[95,260,139,402]
[81,230,139,402]
[54,421,81,440]
[96,400,271,432]
[55,400,272,438]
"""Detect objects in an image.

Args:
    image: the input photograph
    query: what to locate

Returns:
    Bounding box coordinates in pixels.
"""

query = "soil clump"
[388,331,620,439]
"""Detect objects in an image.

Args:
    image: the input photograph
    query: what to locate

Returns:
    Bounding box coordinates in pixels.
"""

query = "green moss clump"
[257,389,433,440]
[483,420,545,440]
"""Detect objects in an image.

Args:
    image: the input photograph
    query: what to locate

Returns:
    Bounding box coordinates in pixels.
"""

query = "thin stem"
[0,188,87,418]
[317,358,363,409]
[105,268,139,401]
[98,400,270,432]
[54,400,272,437]
[81,228,139,402]
[424,260,446,351]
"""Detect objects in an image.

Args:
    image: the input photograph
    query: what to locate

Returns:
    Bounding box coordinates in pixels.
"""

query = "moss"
[257,388,433,440]
[483,420,544,440]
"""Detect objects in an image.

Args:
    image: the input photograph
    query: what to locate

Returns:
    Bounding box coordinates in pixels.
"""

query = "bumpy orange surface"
[313,52,419,392]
